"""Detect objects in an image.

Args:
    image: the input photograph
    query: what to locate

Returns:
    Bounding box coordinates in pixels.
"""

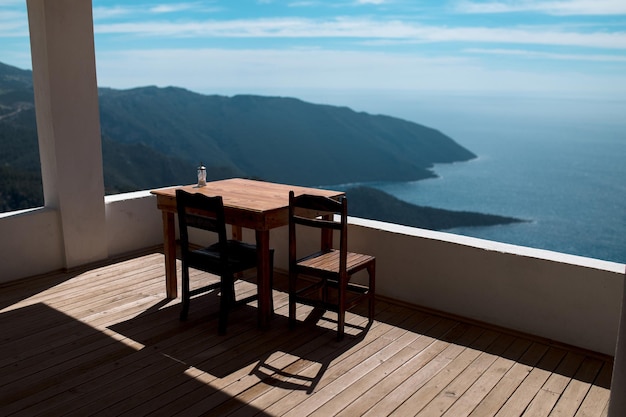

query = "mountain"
[97,86,476,186]
[0,61,33,92]
[345,187,523,230]
[0,61,521,229]
[0,64,41,211]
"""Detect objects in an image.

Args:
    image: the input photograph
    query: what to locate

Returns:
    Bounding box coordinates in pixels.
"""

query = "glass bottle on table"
[197,163,206,187]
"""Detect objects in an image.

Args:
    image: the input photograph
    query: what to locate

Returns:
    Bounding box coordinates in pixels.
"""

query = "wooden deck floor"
[0,250,613,416]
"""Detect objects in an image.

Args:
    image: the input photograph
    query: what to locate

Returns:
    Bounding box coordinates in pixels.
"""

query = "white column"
[608,269,626,416]
[27,0,108,268]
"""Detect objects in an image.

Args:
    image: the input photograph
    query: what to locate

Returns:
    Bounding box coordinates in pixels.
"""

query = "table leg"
[162,211,178,299]
[231,225,243,241]
[231,225,245,281]
[321,214,333,251]
[256,229,273,328]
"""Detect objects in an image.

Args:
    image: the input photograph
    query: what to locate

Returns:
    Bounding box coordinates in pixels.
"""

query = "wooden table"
[151,178,343,328]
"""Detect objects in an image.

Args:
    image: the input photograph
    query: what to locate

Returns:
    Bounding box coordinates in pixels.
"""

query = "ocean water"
[306,91,626,264]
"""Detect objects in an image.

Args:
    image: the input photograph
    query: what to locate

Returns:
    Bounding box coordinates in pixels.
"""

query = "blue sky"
[2,0,626,99]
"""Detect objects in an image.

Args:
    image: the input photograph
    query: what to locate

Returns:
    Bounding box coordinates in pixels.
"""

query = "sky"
[2,0,626,101]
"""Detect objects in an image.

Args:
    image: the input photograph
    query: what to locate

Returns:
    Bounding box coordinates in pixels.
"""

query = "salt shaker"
[197,163,206,187]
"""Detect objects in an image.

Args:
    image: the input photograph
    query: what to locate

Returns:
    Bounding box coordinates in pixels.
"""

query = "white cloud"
[465,48,626,62]
[288,1,321,6]
[93,3,220,20]
[355,0,388,4]
[95,47,471,91]
[456,0,626,16]
[426,26,626,49]
[94,17,626,49]
[150,4,199,14]
[93,6,136,20]
[94,47,626,96]
[0,0,24,6]
[149,2,223,14]
[0,9,27,37]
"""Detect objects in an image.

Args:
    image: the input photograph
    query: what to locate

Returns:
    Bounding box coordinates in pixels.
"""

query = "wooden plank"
[440,337,534,417]
[292,316,452,417]
[307,316,450,417]
[206,311,380,417]
[521,351,587,417]
[387,329,501,417]
[28,289,271,416]
[548,357,604,417]
[467,342,549,417]
[185,306,420,417]
[1,257,165,316]
[493,346,569,417]
[31,292,281,417]
[2,268,258,414]
[237,305,421,416]
[226,304,405,417]
[358,324,487,417]
[413,333,517,417]
[130,292,342,415]
[574,361,612,417]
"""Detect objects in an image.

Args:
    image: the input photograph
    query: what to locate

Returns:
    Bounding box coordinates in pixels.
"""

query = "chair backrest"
[176,189,228,262]
[288,191,348,271]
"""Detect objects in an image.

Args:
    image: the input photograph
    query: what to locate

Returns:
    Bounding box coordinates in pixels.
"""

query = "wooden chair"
[176,189,273,334]
[288,191,375,340]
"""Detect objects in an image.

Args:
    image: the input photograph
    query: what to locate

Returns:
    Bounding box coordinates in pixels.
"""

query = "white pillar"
[608,268,626,416]
[27,0,108,268]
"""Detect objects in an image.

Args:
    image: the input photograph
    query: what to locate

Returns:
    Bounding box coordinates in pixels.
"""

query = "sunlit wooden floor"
[0,249,613,416]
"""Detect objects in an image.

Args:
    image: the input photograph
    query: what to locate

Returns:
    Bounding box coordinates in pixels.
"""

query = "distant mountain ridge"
[0,61,523,229]
[97,86,476,186]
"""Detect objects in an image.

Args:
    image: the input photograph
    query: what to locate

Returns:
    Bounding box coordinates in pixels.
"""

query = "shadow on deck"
[0,249,613,417]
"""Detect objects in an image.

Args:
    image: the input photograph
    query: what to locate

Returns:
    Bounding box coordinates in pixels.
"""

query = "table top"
[151,178,343,230]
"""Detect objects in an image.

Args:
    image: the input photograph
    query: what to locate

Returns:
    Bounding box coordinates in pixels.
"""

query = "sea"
[300,90,626,265]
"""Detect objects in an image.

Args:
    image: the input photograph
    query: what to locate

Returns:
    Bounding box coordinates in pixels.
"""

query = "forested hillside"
[97,86,475,186]
[0,61,522,229]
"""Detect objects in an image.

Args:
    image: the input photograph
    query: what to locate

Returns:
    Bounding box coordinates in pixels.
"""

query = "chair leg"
[269,250,275,318]
[288,272,296,329]
[179,264,190,321]
[368,261,376,322]
[337,309,345,341]
[337,278,346,341]
[218,274,235,335]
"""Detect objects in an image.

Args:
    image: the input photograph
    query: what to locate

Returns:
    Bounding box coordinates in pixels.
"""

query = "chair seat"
[190,240,258,273]
[297,249,375,274]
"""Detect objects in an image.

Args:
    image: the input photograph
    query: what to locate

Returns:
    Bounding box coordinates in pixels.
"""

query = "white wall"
[105,191,164,257]
[353,218,624,356]
[0,208,64,281]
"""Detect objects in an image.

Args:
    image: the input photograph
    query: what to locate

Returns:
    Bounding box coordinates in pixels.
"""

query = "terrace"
[1,1,625,416]
[0,249,616,416]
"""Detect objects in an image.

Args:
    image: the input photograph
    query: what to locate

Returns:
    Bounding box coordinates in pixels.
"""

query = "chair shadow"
[110,289,373,394]
[0,302,275,416]
[248,308,373,394]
